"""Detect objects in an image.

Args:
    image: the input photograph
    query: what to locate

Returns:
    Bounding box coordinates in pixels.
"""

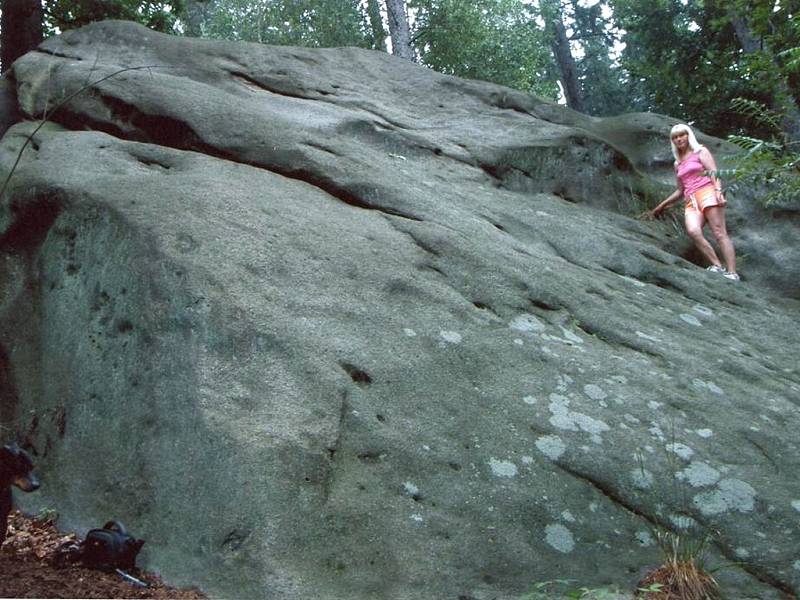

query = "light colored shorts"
[685,184,725,214]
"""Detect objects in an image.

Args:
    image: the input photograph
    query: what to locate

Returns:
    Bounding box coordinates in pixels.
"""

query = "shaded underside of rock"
[0,20,798,600]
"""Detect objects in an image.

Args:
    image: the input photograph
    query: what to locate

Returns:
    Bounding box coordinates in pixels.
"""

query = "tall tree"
[541,0,584,113]
[610,0,799,137]
[43,0,184,35]
[181,0,211,37]
[568,0,627,116]
[385,0,414,60]
[410,0,557,98]
[727,2,800,140]
[365,0,388,52]
[0,0,43,72]
[200,0,373,48]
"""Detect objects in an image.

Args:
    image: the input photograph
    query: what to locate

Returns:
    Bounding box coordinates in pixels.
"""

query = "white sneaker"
[706,265,725,274]
[723,271,740,281]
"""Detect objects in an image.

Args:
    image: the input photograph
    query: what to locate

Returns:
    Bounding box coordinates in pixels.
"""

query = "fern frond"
[729,97,782,133]
[777,47,800,71]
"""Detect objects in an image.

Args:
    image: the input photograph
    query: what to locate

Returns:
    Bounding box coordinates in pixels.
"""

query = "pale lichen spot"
[439,330,462,344]
[403,482,420,496]
[648,401,662,410]
[489,458,518,478]
[692,379,724,395]
[696,428,713,438]
[669,514,697,530]
[556,374,573,391]
[680,313,702,327]
[636,331,661,342]
[584,384,607,401]
[536,435,566,461]
[521,455,533,465]
[631,468,654,490]
[410,513,424,522]
[735,547,750,559]
[510,314,546,333]
[666,442,695,461]
[523,395,538,405]
[548,397,610,439]
[514,338,524,346]
[561,510,575,522]
[648,424,665,442]
[403,328,417,337]
[677,462,721,487]
[636,530,653,547]
[693,478,756,516]
[572,413,610,435]
[561,327,583,344]
[791,500,800,513]
[693,304,714,317]
[624,414,640,424]
[589,502,598,512]
[618,274,647,288]
[794,560,800,571]
[545,523,575,553]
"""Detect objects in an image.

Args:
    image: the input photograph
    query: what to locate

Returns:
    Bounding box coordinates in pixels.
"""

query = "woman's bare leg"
[685,210,722,267]
[704,206,736,273]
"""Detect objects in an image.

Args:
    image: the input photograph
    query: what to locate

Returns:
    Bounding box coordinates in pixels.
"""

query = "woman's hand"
[637,207,660,221]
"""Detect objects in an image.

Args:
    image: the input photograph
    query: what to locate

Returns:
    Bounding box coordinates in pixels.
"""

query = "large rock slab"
[0,21,798,600]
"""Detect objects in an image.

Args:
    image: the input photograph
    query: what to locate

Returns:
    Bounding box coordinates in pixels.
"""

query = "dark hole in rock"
[340,362,372,386]
[116,319,134,334]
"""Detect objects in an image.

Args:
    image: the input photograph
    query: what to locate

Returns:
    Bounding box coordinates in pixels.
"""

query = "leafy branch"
[721,98,800,206]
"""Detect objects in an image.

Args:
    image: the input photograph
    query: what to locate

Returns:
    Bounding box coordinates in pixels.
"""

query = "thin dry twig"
[0,64,170,202]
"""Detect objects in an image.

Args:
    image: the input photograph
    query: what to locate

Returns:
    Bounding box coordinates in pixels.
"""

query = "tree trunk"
[366,0,387,52]
[1,0,43,73]
[384,0,414,61]
[730,12,800,141]
[181,0,211,38]
[548,16,585,113]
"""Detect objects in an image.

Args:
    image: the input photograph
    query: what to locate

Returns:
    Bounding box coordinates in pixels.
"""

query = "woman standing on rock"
[650,124,739,281]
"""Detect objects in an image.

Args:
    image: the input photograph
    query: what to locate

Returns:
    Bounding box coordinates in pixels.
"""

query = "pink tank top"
[675,150,714,198]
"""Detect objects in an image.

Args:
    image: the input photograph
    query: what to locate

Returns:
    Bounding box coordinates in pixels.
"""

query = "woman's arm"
[651,188,683,216]
[698,147,725,200]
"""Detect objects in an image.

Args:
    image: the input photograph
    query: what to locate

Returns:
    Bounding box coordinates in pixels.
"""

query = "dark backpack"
[82,521,144,570]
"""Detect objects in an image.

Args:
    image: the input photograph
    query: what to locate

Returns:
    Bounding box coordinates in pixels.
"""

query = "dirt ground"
[0,511,207,599]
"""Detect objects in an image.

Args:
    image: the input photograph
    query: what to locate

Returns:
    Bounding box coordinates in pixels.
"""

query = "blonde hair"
[670,123,702,162]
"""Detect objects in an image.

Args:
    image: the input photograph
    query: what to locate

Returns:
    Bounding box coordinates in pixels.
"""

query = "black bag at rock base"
[82,520,144,570]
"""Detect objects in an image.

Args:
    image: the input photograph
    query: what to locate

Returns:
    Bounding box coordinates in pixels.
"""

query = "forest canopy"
[1,0,798,143]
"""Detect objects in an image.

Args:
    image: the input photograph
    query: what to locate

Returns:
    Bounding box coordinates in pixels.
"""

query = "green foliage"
[610,0,800,138]
[199,0,375,48]
[636,582,663,595]
[521,579,626,600]
[567,1,628,116]
[725,98,800,206]
[410,0,557,99]
[44,0,184,35]
[632,429,722,600]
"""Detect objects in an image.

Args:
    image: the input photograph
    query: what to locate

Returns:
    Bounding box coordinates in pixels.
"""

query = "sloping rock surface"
[0,21,798,600]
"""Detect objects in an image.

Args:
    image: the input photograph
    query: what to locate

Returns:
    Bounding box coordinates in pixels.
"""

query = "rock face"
[1,21,799,600]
